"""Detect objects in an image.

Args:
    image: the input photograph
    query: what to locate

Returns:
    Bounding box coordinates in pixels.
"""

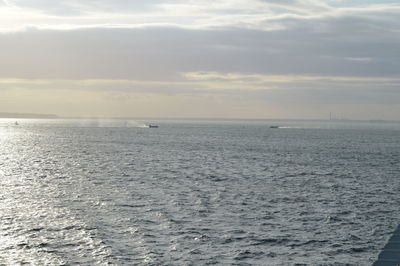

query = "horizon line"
[0,112,399,123]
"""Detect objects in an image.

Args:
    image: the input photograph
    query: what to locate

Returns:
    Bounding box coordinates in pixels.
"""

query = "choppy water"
[0,119,399,265]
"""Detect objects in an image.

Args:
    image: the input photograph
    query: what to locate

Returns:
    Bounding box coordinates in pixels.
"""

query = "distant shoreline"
[1,113,398,124]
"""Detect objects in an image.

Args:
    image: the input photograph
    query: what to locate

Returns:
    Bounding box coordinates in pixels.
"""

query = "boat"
[14,121,19,126]
[148,124,159,128]
[270,125,279,128]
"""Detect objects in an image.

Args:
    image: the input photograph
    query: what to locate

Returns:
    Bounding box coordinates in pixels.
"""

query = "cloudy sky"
[0,0,399,119]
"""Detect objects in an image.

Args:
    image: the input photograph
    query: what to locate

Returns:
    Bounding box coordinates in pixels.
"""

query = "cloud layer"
[0,0,399,119]
[1,0,400,31]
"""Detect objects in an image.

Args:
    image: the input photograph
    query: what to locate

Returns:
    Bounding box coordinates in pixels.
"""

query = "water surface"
[0,119,399,265]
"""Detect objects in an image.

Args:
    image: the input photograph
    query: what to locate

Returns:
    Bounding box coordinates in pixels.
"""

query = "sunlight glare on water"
[0,118,399,265]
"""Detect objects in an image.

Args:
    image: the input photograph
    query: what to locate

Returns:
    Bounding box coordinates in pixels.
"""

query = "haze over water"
[0,119,399,265]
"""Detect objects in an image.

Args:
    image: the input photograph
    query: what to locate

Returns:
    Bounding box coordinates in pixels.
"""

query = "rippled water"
[0,119,399,265]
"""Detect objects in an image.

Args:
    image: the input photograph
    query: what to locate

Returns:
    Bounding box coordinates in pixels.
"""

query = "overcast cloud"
[0,0,399,119]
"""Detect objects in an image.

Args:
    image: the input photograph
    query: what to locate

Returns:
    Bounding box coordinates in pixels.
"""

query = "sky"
[0,0,399,120]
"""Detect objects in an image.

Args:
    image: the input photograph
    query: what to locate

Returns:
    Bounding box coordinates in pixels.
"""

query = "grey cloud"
[257,0,332,14]
[1,1,399,79]
[253,86,400,105]
[1,21,399,80]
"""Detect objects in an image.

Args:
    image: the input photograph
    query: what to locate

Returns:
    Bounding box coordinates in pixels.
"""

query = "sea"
[0,118,399,265]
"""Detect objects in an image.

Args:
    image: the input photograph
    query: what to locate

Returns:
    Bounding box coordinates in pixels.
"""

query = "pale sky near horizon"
[0,0,399,119]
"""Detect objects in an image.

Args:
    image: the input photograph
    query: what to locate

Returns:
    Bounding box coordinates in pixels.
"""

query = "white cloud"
[0,0,399,32]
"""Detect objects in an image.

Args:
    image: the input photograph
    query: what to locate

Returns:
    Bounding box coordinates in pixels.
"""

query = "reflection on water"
[0,119,399,265]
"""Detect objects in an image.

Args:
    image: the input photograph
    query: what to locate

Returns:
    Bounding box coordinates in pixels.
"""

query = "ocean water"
[0,119,399,265]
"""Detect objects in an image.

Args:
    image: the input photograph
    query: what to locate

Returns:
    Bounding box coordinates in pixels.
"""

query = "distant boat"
[270,125,279,128]
[14,121,19,126]
[148,124,159,128]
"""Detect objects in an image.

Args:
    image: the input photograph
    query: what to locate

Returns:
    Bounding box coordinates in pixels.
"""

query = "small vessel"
[14,121,19,126]
[148,124,159,128]
[270,125,279,128]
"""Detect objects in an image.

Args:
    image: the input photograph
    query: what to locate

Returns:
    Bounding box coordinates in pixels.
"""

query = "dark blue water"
[0,119,399,265]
